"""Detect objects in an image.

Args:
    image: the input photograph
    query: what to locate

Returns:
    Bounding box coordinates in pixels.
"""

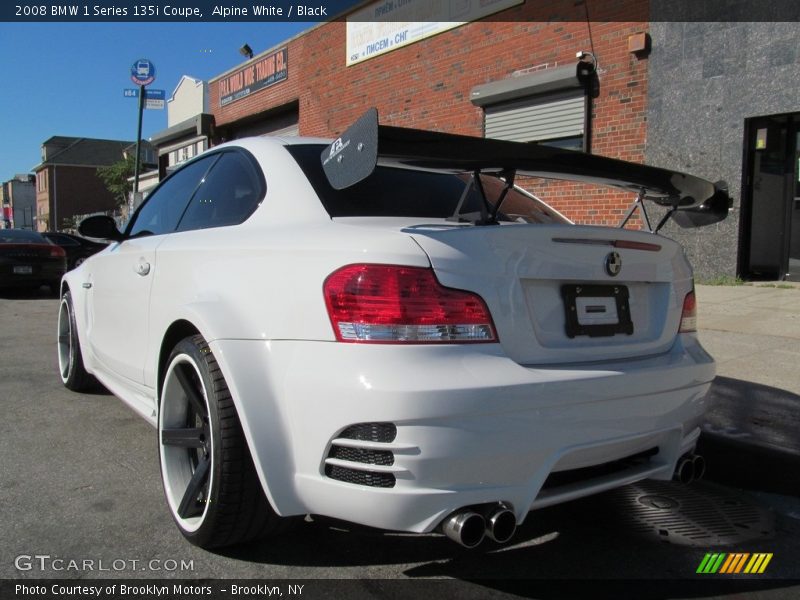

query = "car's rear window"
[287,144,568,224]
[0,230,48,244]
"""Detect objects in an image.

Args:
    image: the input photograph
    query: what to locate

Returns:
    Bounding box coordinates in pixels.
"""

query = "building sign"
[219,47,288,107]
[346,0,523,66]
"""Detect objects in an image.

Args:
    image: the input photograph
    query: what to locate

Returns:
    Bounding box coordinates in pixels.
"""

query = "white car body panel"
[62,134,717,539]
[209,337,710,531]
[86,236,161,381]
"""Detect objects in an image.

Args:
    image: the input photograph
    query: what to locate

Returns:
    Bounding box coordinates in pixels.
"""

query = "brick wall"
[210,0,649,226]
[37,166,120,230]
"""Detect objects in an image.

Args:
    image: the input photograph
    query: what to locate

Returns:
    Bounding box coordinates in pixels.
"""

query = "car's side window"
[176,151,265,232]
[127,155,219,238]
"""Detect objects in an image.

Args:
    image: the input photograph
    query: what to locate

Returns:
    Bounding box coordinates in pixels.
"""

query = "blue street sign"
[124,88,166,99]
[130,59,156,86]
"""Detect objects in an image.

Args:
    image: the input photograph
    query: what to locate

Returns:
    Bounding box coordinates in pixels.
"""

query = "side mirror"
[78,215,124,242]
[670,180,732,228]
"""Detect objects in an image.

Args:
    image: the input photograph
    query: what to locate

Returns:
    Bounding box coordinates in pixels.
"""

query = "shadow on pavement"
[0,285,58,299]
[699,376,800,496]
[213,502,799,597]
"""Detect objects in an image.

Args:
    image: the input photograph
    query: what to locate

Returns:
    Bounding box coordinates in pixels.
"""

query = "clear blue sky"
[0,22,311,179]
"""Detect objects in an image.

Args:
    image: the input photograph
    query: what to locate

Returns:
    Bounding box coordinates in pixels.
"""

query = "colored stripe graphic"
[755,553,773,574]
[719,554,736,573]
[710,553,726,573]
[697,553,726,574]
[697,553,773,575]
[696,553,714,573]
[730,553,750,574]
[745,554,762,574]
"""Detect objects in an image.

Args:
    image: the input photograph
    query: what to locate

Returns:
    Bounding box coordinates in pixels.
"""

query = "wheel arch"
[157,319,202,400]
[156,317,299,516]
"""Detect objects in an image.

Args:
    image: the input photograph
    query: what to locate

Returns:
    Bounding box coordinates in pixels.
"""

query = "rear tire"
[57,290,95,391]
[158,335,287,548]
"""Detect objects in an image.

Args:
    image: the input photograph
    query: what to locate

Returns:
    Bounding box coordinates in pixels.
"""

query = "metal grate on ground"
[600,480,774,546]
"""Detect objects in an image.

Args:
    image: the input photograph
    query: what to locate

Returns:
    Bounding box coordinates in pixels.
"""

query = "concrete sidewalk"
[695,283,800,495]
[697,283,800,393]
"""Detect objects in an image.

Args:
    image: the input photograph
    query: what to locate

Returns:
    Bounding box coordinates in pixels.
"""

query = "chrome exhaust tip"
[692,454,706,481]
[674,454,696,484]
[442,510,486,548]
[486,504,517,544]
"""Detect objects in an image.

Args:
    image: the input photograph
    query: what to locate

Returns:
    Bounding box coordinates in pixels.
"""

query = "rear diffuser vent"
[542,447,658,490]
[325,422,398,488]
[324,465,396,488]
[329,445,395,466]
[339,422,397,443]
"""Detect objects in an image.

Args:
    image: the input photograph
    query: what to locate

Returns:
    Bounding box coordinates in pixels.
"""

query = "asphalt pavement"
[0,284,798,599]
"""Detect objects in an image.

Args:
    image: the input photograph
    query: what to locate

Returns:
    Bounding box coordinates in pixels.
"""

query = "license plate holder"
[561,284,633,338]
[13,265,33,275]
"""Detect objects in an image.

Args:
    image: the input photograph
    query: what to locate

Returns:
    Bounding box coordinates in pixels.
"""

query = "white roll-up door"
[485,90,586,144]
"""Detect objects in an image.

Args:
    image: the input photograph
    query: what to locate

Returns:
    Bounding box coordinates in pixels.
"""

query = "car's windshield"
[287,144,569,224]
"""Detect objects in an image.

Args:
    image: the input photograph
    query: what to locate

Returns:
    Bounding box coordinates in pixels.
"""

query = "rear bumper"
[0,260,65,288]
[210,335,714,533]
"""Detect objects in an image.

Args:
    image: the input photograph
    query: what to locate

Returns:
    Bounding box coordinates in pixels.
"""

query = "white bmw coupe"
[58,109,729,549]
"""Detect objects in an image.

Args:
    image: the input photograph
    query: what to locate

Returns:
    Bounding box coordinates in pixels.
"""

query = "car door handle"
[135,261,151,276]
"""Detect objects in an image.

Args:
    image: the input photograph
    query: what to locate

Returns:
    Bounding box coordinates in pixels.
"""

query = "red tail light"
[323,264,497,343]
[679,289,697,333]
[49,245,66,258]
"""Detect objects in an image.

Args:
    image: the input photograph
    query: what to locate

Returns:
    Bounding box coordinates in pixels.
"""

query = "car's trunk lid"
[397,221,690,365]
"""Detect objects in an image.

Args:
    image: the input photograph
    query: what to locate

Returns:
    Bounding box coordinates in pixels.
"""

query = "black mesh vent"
[325,465,396,488]
[338,422,397,443]
[329,446,395,466]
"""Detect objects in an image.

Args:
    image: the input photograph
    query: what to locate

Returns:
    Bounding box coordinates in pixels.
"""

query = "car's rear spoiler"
[321,108,731,229]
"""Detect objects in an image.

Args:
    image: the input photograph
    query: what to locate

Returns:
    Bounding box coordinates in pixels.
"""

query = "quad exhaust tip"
[674,453,705,484]
[692,454,706,481]
[442,503,517,548]
[442,510,486,548]
[486,504,517,544]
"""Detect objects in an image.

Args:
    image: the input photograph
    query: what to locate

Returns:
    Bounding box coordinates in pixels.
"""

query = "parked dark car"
[42,232,108,270]
[0,229,67,292]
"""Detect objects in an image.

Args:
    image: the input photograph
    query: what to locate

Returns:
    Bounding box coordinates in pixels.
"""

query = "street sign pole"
[129,58,156,202]
[133,85,145,194]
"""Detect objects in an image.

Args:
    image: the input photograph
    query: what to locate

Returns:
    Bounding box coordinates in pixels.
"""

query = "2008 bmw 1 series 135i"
[57,108,730,549]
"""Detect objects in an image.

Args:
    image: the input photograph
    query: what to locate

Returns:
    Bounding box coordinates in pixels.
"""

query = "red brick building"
[33,136,132,231]
[209,0,649,226]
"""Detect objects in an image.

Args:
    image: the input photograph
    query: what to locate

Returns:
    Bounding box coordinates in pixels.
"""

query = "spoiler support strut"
[618,189,653,232]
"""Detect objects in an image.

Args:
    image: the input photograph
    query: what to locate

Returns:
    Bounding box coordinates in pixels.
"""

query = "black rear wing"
[321,108,731,229]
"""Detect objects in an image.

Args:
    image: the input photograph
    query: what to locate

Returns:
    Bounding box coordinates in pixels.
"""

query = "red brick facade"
[35,166,120,231]
[210,1,649,226]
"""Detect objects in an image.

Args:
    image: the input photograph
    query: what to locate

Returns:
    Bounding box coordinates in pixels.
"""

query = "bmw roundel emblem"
[605,251,622,277]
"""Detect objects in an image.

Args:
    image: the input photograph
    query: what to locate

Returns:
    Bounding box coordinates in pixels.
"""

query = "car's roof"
[212,136,331,153]
[0,229,48,242]
[273,136,332,146]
